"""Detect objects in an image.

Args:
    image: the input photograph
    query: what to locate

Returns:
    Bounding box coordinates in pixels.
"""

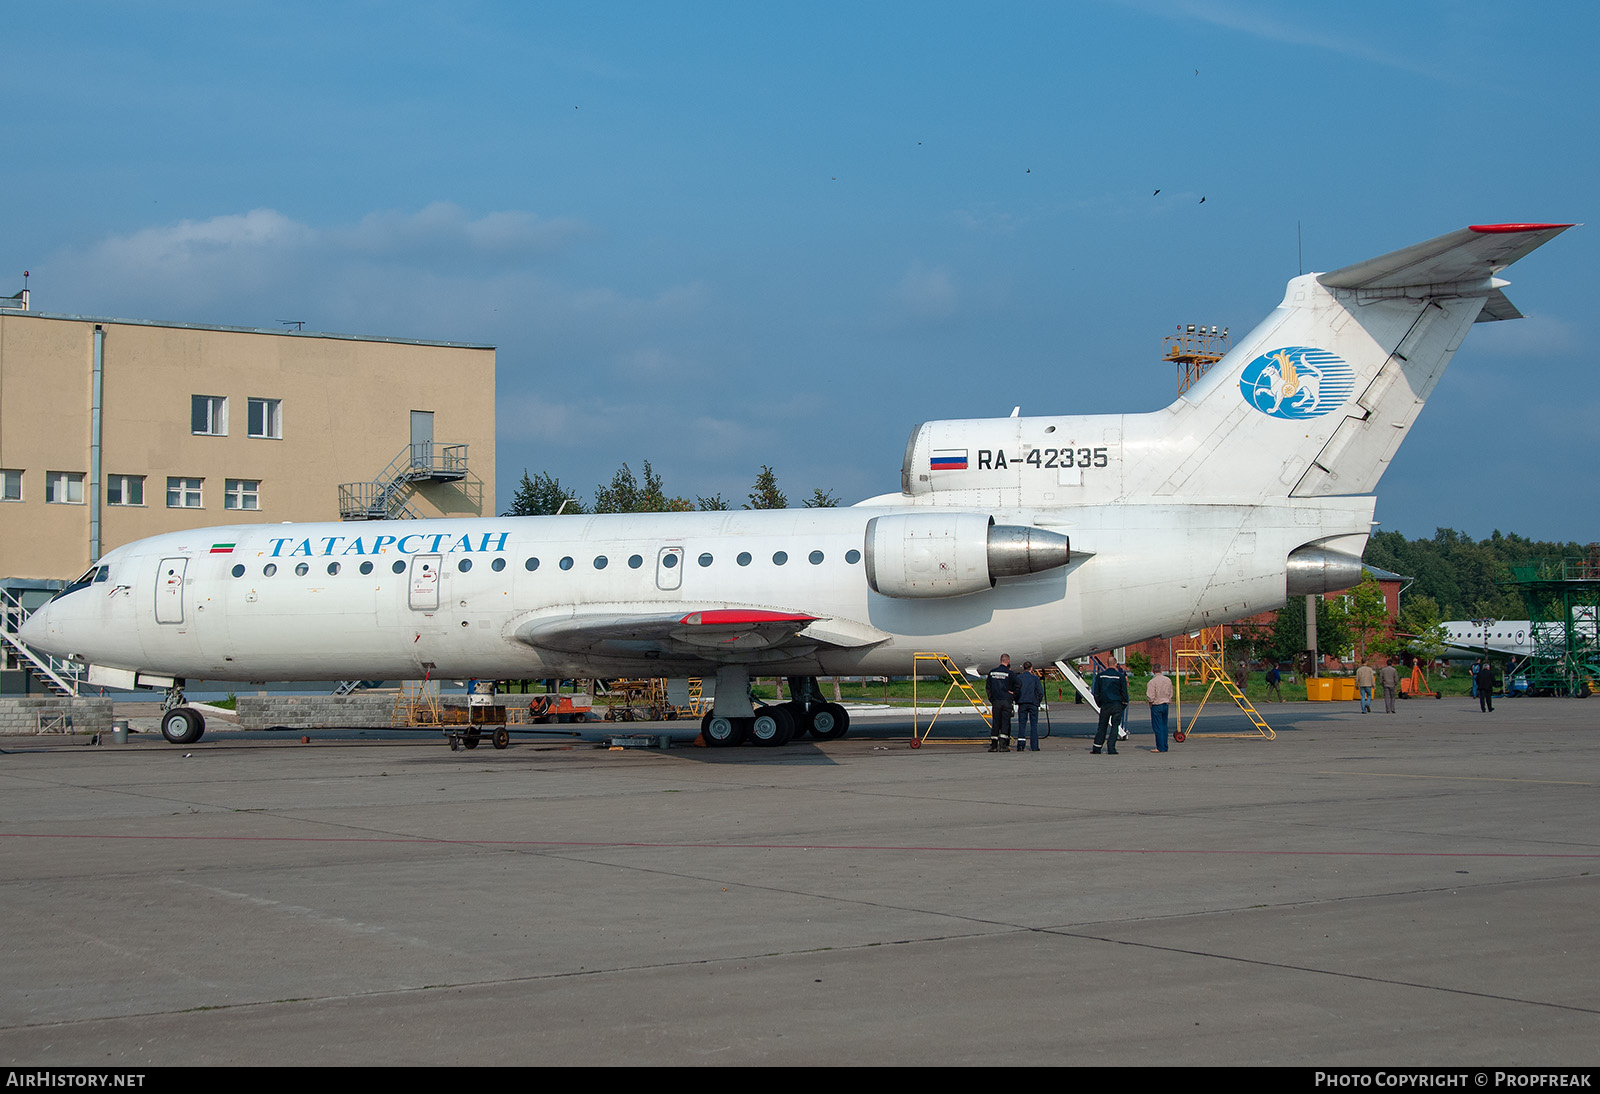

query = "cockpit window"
[53,564,107,600]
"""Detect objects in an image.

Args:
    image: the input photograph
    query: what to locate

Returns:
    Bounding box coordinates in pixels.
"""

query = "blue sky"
[4,1,1595,542]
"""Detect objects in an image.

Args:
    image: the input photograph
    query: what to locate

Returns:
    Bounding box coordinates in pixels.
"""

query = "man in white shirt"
[1146,666,1175,753]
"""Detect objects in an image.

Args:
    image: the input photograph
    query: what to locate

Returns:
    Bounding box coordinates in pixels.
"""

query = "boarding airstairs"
[0,588,83,696]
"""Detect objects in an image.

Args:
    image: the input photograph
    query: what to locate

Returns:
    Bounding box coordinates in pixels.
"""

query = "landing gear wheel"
[782,701,815,739]
[809,702,850,740]
[160,707,205,745]
[750,705,796,746]
[492,727,510,750]
[463,728,481,750]
[701,712,747,747]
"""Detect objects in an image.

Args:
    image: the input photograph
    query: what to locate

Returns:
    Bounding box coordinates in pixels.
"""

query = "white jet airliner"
[21,222,1572,745]
[1440,612,1597,660]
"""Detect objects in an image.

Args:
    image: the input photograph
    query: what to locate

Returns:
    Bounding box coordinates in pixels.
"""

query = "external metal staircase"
[1,588,84,696]
[338,441,470,521]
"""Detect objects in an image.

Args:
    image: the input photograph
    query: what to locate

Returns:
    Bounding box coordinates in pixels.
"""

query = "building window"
[191,395,227,436]
[167,477,203,508]
[247,397,282,439]
[224,479,259,510]
[106,474,145,506]
[0,469,20,501]
[45,471,85,504]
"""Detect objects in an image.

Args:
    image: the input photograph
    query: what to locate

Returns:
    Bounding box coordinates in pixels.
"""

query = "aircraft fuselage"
[26,498,1364,685]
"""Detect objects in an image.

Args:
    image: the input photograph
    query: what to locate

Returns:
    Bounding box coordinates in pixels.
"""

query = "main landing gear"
[699,700,850,748]
[697,670,850,748]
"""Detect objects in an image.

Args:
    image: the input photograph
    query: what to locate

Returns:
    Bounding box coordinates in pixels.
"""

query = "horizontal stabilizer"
[1319,222,1573,292]
[1476,288,1523,323]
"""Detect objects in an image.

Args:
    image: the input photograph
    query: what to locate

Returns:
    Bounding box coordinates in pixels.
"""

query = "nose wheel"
[159,706,206,745]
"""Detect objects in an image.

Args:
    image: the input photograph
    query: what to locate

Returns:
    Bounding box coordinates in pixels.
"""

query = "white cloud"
[1129,0,1446,79]
[891,261,959,321]
[951,207,1024,236]
[334,202,587,262]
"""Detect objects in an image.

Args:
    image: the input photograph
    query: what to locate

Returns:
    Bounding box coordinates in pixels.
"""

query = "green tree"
[745,465,787,510]
[1260,596,1350,667]
[1397,594,1449,665]
[803,488,840,508]
[594,460,669,513]
[502,470,585,516]
[1331,573,1392,663]
[697,493,730,511]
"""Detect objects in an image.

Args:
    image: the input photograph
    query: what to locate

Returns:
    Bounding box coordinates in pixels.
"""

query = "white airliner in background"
[1441,613,1597,660]
[22,222,1572,745]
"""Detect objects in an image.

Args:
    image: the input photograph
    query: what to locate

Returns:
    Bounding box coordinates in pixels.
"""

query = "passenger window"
[491,558,506,572]
[458,558,472,572]
[295,563,309,576]
[360,561,374,575]
[772,551,788,565]
[809,550,824,564]
[264,564,277,576]
[698,553,713,567]
[327,562,340,576]
[391,561,406,574]
[737,552,751,566]
[846,549,861,564]
[594,555,608,569]
[525,558,540,571]
[560,557,574,570]
[628,554,643,569]
[231,564,245,578]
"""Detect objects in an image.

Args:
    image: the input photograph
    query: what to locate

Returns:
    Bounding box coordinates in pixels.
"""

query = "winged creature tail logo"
[1239,346,1355,419]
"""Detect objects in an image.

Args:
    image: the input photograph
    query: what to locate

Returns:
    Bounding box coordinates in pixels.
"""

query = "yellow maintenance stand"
[910,653,991,748]
[1173,627,1275,740]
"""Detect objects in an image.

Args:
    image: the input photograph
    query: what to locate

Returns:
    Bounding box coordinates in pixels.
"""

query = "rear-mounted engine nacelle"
[1285,545,1366,596]
[864,513,1070,599]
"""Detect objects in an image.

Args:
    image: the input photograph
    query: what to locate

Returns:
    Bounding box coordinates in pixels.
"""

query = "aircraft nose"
[17,601,53,649]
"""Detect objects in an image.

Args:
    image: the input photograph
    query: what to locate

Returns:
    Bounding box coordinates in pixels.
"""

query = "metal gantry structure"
[1163,324,1231,394]
[1508,553,1600,697]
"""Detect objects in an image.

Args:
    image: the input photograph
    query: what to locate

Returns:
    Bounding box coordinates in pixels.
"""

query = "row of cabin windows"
[0,472,260,510]
[229,548,865,580]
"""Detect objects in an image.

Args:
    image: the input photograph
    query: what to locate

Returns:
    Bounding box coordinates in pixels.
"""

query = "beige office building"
[0,303,496,588]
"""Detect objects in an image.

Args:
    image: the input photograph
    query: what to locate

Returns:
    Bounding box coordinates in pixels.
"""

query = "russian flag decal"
[930,449,968,471]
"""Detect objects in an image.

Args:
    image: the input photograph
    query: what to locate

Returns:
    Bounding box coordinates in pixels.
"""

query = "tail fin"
[1143,223,1572,500]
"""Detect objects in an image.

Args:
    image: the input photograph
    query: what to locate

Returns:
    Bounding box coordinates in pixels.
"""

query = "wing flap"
[515,605,887,662]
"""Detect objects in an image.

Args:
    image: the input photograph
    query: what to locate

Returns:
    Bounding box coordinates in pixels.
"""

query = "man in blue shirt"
[1014,661,1044,752]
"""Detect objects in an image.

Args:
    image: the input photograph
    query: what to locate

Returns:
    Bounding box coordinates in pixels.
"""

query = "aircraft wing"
[1318,223,1573,317]
[515,607,891,663]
